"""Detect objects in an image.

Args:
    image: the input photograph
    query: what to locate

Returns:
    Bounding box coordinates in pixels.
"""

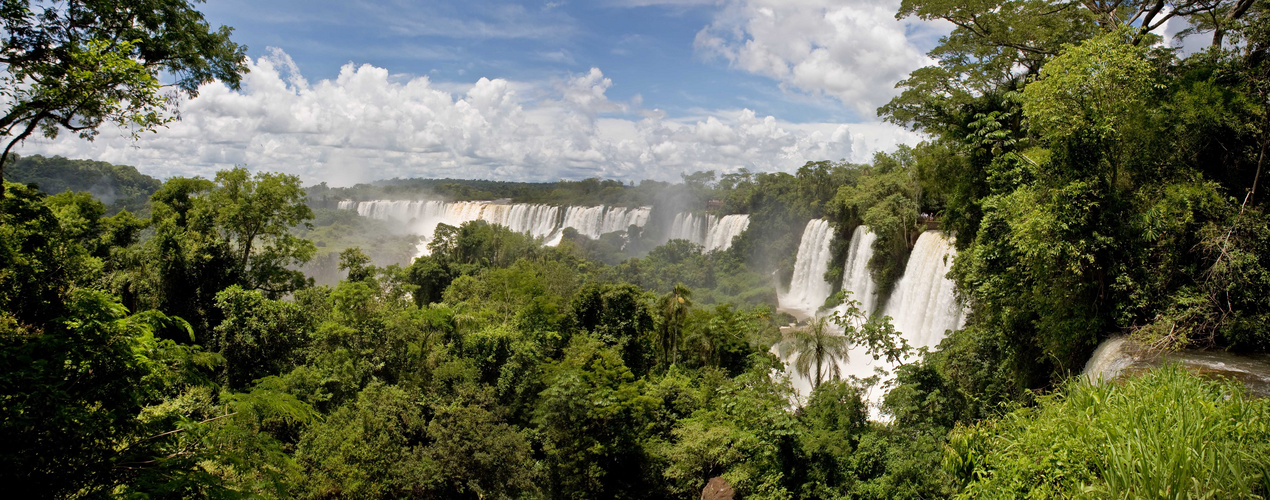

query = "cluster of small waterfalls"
[777,219,968,417]
[339,199,751,256]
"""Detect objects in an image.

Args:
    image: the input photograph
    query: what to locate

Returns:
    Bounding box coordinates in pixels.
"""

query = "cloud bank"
[694,0,948,117]
[21,48,922,185]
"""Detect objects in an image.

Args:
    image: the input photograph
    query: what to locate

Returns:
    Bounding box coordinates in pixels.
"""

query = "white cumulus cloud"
[694,0,949,117]
[19,48,920,185]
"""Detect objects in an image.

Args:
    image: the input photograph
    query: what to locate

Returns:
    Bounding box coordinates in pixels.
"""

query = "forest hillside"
[3,0,1270,498]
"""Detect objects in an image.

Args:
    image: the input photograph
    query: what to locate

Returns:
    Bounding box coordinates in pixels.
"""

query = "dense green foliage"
[1,172,960,498]
[877,1,1270,410]
[5,0,1270,498]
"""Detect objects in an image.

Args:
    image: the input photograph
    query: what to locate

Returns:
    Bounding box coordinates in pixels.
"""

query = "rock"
[1084,336,1270,398]
[701,476,735,500]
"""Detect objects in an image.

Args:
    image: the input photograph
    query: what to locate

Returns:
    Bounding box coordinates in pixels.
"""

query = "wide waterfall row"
[666,212,751,252]
[880,231,966,349]
[779,219,835,318]
[339,199,651,255]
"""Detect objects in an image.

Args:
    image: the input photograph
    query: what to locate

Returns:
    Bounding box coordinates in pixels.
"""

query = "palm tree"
[779,316,851,389]
[656,283,692,367]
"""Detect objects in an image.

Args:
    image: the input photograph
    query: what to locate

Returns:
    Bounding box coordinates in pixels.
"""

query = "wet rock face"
[1084,337,1270,398]
[701,476,735,500]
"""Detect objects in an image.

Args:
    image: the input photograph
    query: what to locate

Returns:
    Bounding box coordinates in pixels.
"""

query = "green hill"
[4,154,163,214]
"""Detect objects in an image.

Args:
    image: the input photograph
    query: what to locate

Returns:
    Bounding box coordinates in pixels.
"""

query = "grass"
[947,365,1270,499]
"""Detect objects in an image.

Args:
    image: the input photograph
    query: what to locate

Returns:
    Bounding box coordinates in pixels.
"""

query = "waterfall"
[881,231,966,349]
[778,229,963,420]
[667,212,714,246]
[779,219,835,318]
[837,225,879,318]
[703,214,750,252]
[1083,337,1140,384]
[341,200,649,256]
[666,212,751,252]
[557,205,652,240]
[482,203,561,238]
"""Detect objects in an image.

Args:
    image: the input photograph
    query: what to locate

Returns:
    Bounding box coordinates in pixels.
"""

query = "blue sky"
[25,0,951,184]
[196,0,864,123]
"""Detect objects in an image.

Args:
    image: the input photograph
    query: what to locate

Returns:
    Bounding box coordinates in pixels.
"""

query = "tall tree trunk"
[814,355,823,389]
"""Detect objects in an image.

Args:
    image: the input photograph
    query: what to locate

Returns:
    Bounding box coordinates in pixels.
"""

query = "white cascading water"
[882,231,967,349]
[666,212,714,246]
[667,212,751,252]
[837,225,879,319]
[1082,336,1270,398]
[1083,337,1140,384]
[342,200,650,256]
[703,214,750,252]
[779,219,835,318]
[780,229,966,420]
[552,205,652,243]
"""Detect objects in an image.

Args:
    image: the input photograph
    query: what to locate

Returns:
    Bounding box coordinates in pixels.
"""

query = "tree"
[656,283,692,368]
[139,168,314,335]
[0,0,248,196]
[570,282,656,375]
[212,285,310,389]
[780,316,851,390]
[205,168,315,295]
[0,289,217,496]
[0,181,98,324]
[534,336,660,499]
[337,246,373,283]
[407,255,453,307]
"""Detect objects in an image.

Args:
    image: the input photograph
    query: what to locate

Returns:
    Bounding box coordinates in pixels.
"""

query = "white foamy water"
[556,205,651,242]
[667,212,751,252]
[836,225,879,319]
[341,200,650,256]
[882,231,966,349]
[1083,336,1270,398]
[704,214,750,252]
[780,229,967,420]
[779,219,835,318]
[667,212,713,246]
[1083,337,1140,383]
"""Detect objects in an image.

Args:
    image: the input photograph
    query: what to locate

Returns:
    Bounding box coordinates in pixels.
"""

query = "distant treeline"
[306,176,672,209]
[3,154,162,214]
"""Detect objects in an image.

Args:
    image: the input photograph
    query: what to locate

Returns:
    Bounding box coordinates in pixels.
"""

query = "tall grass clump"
[944,365,1270,499]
